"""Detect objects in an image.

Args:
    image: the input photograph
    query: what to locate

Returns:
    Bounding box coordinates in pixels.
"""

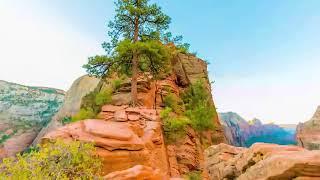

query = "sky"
[0,0,320,124]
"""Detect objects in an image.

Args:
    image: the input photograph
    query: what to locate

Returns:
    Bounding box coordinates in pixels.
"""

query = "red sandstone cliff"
[40,53,226,178]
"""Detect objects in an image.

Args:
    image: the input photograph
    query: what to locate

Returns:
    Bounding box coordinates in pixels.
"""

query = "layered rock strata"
[41,53,226,178]
[43,105,169,176]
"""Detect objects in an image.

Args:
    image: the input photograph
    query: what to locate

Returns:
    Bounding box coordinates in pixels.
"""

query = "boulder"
[205,143,320,180]
[296,106,320,150]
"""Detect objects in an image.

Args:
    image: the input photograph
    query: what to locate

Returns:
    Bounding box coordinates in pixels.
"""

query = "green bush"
[111,74,128,91]
[62,116,72,125]
[0,134,11,144]
[186,171,202,180]
[163,93,183,114]
[161,107,190,143]
[95,88,113,106]
[71,108,96,122]
[81,91,100,114]
[0,140,102,179]
[182,80,216,131]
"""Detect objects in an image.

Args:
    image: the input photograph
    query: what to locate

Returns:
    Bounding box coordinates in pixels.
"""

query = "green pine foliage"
[83,0,173,78]
[160,80,217,143]
[0,140,102,179]
[160,107,190,143]
[182,80,216,131]
[163,93,183,114]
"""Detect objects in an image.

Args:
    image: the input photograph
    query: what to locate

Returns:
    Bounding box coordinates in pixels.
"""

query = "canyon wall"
[0,80,64,157]
[220,112,296,147]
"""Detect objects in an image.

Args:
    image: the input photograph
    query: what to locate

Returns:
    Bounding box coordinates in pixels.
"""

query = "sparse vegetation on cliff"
[71,108,96,122]
[161,80,216,144]
[183,80,216,131]
[0,140,101,179]
[161,107,190,143]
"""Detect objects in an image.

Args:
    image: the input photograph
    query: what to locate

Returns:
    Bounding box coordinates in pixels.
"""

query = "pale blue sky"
[1,0,320,124]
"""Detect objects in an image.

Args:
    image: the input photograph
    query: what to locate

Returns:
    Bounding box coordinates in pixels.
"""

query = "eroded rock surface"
[42,105,169,176]
[205,143,320,180]
[33,75,100,145]
[297,106,320,150]
[41,53,226,178]
[103,165,163,180]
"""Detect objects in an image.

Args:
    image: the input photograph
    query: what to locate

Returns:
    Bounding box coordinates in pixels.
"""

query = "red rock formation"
[103,165,163,180]
[0,130,38,158]
[41,53,226,178]
[205,143,320,180]
[43,106,169,176]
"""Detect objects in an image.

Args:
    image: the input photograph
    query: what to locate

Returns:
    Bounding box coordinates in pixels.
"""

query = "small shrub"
[71,108,96,122]
[186,171,202,180]
[182,80,216,131]
[163,93,183,114]
[0,134,10,144]
[95,88,113,106]
[61,116,72,125]
[185,104,215,131]
[81,91,100,113]
[161,107,190,143]
[112,79,122,90]
[0,140,102,179]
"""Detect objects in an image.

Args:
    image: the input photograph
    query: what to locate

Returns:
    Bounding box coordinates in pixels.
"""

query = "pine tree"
[84,0,171,106]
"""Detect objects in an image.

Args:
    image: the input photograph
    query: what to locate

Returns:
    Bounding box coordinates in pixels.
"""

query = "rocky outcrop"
[296,106,320,150]
[43,105,169,176]
[220,112,296,147]
[205,143,320,180]
[0,80,64,157]
[32,75,100,145]
[41,53,226,178]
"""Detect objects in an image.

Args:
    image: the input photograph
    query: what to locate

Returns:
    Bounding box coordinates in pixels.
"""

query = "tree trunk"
[131,15,139,106]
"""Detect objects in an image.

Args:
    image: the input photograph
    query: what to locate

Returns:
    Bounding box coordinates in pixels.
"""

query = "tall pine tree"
[84,0,171,106]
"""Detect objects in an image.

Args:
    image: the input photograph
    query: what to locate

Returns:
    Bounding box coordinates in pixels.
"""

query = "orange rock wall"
[41,53,226,178]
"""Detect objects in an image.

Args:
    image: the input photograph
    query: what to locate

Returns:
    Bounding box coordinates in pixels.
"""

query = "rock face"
[0,80,64,158]
[205,143,320,180]
[296,106,320,150]
[103,165,163,180]
[41,53,227,178]
[32,75,100,145]
[43,105,169,176]
[220,112,296,147]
